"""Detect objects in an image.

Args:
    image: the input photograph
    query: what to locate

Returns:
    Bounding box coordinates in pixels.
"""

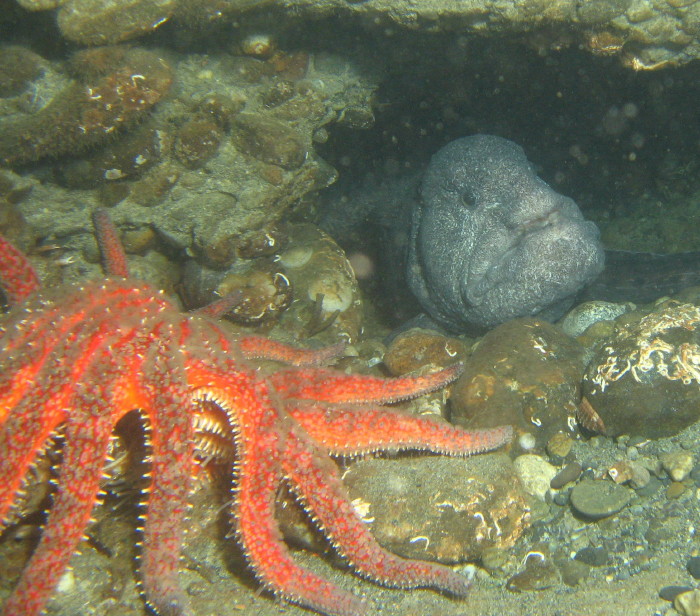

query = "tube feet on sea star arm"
[271,363,463,404]
[1,401,113,616]
[235,420,366,616]
[283,424,471,601]
[238,336,346,366]
[288,402,513,456]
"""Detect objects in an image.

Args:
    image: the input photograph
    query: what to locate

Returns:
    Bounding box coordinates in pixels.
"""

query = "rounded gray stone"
[570,478,632,519]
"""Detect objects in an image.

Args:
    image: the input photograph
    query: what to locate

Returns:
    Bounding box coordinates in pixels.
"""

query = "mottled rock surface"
[451,318,586,447]
[1,45,375,280]
[582,300,700,438]
[183,224,364,345]
[16,0,700,69]
[342,453,531,564]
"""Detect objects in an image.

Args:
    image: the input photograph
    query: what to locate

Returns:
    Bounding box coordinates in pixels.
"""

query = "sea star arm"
[238,336,346,366]
[0,317,123,524]
[270,363,463,404]
[92,208,130,277]
[1,379,114,616]
[203,371,366,616]
[238,428,365,616]
[190,289,245,320]
[138,362,197,616]
[283,423,472,601]
[0,393,66,529]
[287,402,513,457]
[0,234,40,306]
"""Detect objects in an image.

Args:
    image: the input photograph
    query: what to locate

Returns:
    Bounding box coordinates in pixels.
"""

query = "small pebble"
[667,481,687,499]
[662,451,695,482]
[689,465,700,483]
[518,432,537,451]
[636,476,662,498]
[546,432,573,459]
[514,454,558,501]
[506,553,560,592]
[628,435,649,448]
[558,559,590,587]
[687,556,700,579]
[574,546,608,567]
[569,479,632,519]
[552,490,571,507]
[550,462,582,489]
[660,585,695,602]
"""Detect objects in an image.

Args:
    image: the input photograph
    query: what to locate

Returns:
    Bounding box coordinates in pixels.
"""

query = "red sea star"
[0,210,513,616]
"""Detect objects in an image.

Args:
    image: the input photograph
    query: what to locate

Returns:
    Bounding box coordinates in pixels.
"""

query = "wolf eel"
[322,134,700,334]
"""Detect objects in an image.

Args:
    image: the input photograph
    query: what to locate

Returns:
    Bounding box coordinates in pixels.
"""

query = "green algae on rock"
[582,300,700,439]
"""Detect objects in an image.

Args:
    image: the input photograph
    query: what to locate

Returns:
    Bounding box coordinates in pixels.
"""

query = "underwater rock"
[232,113,308,170]
[408,135,604,333]
[383,327,466,376]
[55,123,166,188]
[582,300,700,439]
[506,552,561,592]
[16,0,68,9]
[569,478,632,519]
[183,224,363,344]
[451,318,585,448]
[183,257,293,326]
[14,0,700,69]
[342,453,530,564]
[0,46,172,166]
[275,224,363,344]
[513,454,558,502]
[0,46,44,97]
[174,116,222,169]
[559,300,631,339]
[57,0,177,46]
[6,46,375,301]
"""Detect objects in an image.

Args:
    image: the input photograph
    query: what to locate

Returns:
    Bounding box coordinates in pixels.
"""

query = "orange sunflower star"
[0,209,512,616]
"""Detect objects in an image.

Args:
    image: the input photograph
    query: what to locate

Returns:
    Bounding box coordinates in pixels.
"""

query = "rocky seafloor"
[2,1,700,616]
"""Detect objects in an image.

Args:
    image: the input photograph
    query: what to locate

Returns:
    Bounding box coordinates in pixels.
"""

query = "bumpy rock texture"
[408,135,605,332]
[451,318,586,448]
[15,0,700,69]
[0,44,375,283]
[342,454,530,564]
[582,300,700,439]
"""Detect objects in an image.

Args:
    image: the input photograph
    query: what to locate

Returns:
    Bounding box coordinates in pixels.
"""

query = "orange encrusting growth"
[0,211,512,616]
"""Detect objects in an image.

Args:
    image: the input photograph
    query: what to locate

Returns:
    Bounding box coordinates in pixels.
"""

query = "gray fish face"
[408,135,605,332]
